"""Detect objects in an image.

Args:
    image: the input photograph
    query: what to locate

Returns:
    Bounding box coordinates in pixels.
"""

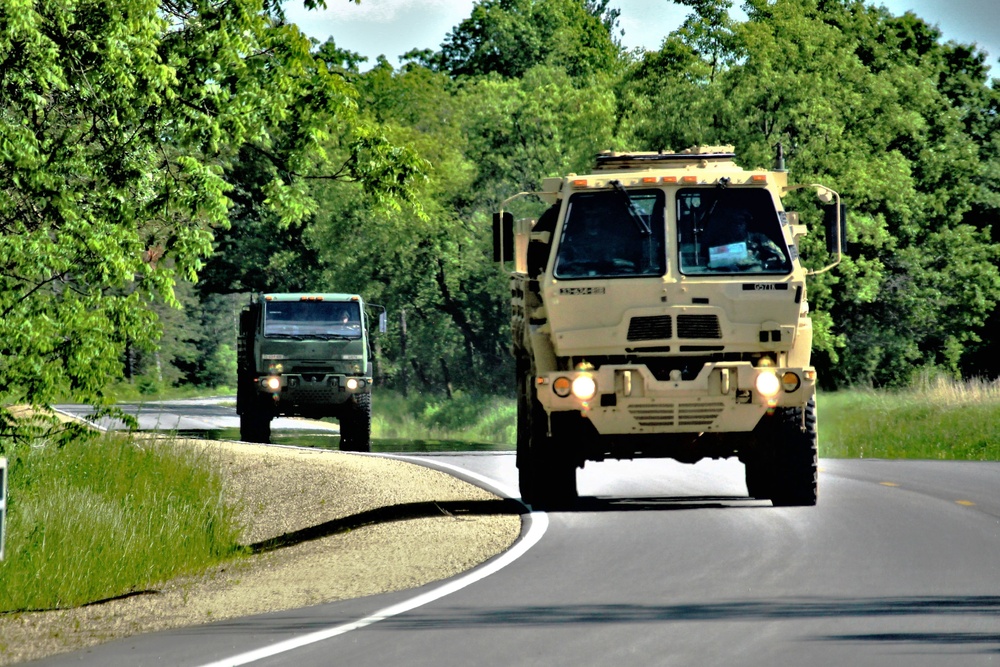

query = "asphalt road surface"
[53,398,338,434]
[31,425,1000,667]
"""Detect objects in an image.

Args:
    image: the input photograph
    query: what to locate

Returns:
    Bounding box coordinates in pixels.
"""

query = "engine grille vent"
[677,314,722,339]
[628,402,725,427]
[627,315,672,341]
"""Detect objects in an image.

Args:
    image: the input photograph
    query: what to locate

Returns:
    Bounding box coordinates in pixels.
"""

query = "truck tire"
[746,395,817,506]
[517,369,578,509]
[340,393,372,453]
[240,398,273,444]
[744,453,774,500]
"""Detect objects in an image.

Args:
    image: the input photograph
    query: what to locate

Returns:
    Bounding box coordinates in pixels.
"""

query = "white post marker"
[1,456,7,561]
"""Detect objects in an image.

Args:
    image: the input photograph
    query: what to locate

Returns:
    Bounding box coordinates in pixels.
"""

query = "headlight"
[571,374,597,400]
[346,378,359,390]
[755,371,780,398]
[264,376,281,391]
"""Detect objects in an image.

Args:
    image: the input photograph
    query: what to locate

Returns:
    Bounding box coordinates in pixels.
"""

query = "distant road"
[53,397,339,434]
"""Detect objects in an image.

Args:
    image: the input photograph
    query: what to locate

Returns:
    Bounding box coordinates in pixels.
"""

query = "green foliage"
[372,391,515,445]
[7,0,1000,410]
[0,433,243,611]
[0,2,425,437]
[436,0,622,79]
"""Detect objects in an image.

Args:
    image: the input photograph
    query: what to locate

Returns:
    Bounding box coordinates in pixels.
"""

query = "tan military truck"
[493,146,845,508]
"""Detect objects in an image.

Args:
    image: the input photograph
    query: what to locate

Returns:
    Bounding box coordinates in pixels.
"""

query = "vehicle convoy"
[494,146,845,507]
[237,293,384,450]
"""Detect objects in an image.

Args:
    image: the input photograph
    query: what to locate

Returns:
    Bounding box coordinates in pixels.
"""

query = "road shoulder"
[0,441,523,665]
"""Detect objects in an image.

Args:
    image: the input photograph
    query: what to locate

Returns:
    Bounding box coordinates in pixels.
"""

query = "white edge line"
[197,453,546,667]
[50,406,108,432]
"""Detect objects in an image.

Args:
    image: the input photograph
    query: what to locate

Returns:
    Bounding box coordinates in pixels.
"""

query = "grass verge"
[0,432,243,613]
[372,391,516,447]
[821,378,1000,460]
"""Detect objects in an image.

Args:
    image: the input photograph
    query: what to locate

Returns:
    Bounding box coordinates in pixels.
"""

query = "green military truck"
[236,293,384,451]
[494,146,845,508]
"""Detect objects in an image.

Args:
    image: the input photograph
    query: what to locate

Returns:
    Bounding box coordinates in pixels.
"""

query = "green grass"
[820,378,1000,460]
[0,432,243,612]
[372,391,516,446]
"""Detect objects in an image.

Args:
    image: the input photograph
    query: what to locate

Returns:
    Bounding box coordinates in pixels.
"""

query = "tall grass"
[821,377,1000,460]
[0,433,243,612]
[372,391,516,445]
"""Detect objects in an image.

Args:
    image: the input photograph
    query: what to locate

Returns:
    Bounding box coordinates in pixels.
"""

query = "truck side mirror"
[823,203,847,256]
[378,311,387,334]
[493,212,514,263]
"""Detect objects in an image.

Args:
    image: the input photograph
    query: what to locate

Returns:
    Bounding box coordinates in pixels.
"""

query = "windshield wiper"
[310,333,355,340]
[264,333,353,340]
[610,180,652,236]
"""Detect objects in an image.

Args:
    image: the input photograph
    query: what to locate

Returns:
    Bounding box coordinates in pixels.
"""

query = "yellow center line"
[956,500,976,507]
[880,482,899,487]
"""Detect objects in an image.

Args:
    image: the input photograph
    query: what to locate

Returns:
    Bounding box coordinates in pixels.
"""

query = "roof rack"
[594,146,737,171]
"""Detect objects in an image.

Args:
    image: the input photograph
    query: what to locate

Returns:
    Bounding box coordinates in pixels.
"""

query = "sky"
[282,0,1000,75]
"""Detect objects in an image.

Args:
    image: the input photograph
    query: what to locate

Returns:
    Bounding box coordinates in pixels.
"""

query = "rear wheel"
[340,393,372,453]
[517,367,578,509]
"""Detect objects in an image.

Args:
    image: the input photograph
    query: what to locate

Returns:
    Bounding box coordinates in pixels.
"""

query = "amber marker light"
[553,377,572,397]
[662,176,678,184]
[751,174,768,183]
[781,372,801,392]
[572,179,589,188]
[681,175,698,184]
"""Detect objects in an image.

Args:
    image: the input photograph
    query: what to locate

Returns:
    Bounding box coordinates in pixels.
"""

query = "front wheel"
[240,397,273,444]
[516,369,578,509]
[746,395,818,506]
[339,393,372,453]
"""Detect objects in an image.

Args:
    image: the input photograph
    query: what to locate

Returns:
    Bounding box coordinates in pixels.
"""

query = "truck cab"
[237,292,382,451]
[495,146,844,507]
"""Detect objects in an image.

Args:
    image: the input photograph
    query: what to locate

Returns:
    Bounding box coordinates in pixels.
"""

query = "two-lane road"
[37,401,1000,666]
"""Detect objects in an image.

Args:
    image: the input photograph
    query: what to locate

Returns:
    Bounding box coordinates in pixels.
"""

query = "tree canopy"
[0,0,424,443]
[3,0,999,432]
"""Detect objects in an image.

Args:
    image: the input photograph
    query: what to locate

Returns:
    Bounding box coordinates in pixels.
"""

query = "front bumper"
[535,362,815,435]
[257,373,372,405]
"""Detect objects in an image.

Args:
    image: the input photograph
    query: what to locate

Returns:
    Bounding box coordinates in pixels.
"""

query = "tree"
[436,0,622,80]
[0,0,423,446]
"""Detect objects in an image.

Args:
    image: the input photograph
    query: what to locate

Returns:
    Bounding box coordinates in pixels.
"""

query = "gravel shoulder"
[0,440,523,665]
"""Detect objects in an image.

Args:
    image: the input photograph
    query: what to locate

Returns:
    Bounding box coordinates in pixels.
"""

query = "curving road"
[53,399,340,434]
[32,426,1000,666]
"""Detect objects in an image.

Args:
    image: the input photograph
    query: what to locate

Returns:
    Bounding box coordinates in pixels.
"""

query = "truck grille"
[677,315,722,339]
[627,316,672,341]
[287,385,340,403]
[628,402,725,427]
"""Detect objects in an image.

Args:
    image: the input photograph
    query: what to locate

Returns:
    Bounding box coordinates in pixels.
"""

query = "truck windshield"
[677,188,792,275]
[553,189,666,280]
[263,300,362,339]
